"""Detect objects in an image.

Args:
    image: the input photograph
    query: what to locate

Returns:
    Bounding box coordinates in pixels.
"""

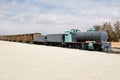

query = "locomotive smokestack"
[97,26,102,31]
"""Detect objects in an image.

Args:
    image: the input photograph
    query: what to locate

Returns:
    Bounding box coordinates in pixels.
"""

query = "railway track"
[105,47,120,54]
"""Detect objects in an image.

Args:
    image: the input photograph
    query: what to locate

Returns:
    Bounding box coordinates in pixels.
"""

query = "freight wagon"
[0,33,41,43]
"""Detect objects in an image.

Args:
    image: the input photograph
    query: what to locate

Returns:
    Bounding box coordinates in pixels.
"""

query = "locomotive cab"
[65,29,81,42]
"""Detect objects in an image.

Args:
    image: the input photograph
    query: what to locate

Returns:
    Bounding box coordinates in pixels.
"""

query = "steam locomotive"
[34,27,111,51]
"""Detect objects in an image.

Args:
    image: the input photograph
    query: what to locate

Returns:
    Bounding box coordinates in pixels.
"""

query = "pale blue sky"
[0,0,120,34]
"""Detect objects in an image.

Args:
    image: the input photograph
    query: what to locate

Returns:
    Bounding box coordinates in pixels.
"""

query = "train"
[0,27,111,51]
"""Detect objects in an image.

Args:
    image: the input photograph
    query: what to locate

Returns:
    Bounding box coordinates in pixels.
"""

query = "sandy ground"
[111,42,120,48]
[0,41,120,80]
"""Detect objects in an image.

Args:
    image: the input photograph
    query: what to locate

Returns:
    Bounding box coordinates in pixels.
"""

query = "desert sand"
[111,42,120,48]
[0,40,120,80]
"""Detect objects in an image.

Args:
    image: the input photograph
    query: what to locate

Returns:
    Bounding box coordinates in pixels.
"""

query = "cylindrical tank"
[73,31,108,43]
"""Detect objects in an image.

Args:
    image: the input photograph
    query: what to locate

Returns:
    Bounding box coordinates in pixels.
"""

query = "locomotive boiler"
[73,31,108,43]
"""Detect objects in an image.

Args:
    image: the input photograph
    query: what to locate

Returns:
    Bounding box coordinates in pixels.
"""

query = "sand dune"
[0,41,120,80]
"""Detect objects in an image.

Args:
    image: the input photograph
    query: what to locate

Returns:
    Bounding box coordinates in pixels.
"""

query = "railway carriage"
[0,33,41,43]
